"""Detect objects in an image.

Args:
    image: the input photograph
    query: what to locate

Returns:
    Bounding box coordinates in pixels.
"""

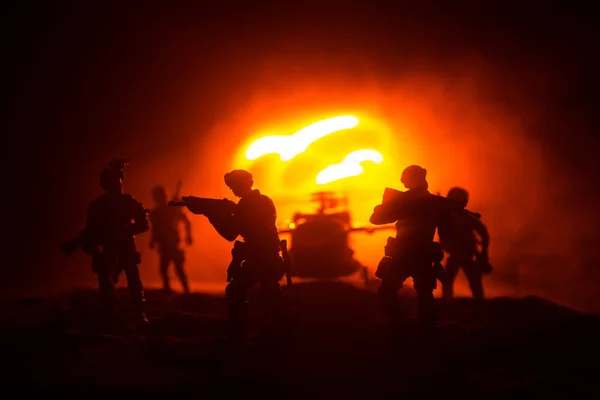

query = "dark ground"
[2,281,599,398]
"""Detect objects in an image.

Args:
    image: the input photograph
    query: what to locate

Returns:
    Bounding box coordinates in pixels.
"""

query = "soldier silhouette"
[205,170,286,339]
[149,183,192,294]
[438,187,491,302]
[370,165,472,339]
[80,160,150,321]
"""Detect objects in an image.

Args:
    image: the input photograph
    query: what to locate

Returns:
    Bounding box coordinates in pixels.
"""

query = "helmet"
[447,187,469,207]
[151,185,167,203]
[99,168,122,192]
[401,165,427,189]
[224,169,253,189]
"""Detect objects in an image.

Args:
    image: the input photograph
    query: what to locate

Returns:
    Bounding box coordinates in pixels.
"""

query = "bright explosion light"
[245,116,359,161]
[316,149,384,184]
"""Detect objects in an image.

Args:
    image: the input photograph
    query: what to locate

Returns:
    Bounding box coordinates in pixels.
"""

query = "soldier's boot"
[163,280,172,293]
[131,291,149,323]
[125,267,149,323]
[181,279,190,295]
[161,274,172,293]
[98,271,119,320]
[159,260,172,293]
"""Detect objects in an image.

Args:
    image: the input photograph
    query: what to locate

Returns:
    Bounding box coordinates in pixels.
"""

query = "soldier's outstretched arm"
[369,203,398,225]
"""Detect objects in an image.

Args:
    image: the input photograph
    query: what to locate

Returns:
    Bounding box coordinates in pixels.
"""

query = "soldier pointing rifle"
[171,170,290,340]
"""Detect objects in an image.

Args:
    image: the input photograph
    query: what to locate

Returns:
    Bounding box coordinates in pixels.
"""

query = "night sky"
[5,2,599,304]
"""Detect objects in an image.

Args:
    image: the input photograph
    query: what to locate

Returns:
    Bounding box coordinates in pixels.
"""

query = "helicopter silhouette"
[277,191,394,286]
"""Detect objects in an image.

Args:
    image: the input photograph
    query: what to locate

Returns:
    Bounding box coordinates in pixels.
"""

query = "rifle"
[168,196,237,216]
[381,187,481,219]
[280,239,293,286]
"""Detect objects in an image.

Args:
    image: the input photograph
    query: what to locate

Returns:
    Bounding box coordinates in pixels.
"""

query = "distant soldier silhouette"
[149,183,192,294]
[370,165,470,338]
[438,187,491,302]
[81,160,150,321]
[206,170,286,339]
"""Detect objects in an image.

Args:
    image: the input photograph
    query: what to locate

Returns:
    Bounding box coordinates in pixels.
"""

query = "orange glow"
[316,149,383,184]
[175,70,555,303]
[228,111,405,275]
[245,115,359,161]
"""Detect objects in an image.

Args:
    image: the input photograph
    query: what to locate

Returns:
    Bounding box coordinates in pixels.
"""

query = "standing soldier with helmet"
[370,165,479,339]
[78,159,150,322]
[148,181,193,294]
[203,169,287,340]
[438,187,491,303]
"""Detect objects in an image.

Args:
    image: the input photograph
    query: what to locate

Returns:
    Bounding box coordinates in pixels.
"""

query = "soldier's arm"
[472,218,490,255]
[207,213,239,242]
[130,199,150,235]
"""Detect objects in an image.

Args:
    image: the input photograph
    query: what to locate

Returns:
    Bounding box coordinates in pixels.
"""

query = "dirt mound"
[1,282,598,396]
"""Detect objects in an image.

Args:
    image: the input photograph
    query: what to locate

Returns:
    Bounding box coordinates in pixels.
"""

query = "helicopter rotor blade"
[348,225,395,234]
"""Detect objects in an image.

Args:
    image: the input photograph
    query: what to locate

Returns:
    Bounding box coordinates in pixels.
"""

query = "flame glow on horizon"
[316,149,384,184]
[245,115,359,161]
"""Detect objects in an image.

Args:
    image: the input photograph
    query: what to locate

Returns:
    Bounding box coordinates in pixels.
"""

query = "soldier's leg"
[442,256,460,300]
[173,249,190,294]
[97,268,117,315]
[463,259,484,301]
[159,253,171,291]
[259,279,286,328]
[378,278,404,322]
[122,252,147,320]
[111,266,123,285]
[413,267,437,340]
[376,256,407,322]
[225,268,258,338]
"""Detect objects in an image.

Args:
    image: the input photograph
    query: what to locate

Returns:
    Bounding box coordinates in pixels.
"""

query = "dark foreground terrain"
[2,281,599,397]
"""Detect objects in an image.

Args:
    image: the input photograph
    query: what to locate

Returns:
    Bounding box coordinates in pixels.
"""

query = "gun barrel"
[167,196,236,215]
